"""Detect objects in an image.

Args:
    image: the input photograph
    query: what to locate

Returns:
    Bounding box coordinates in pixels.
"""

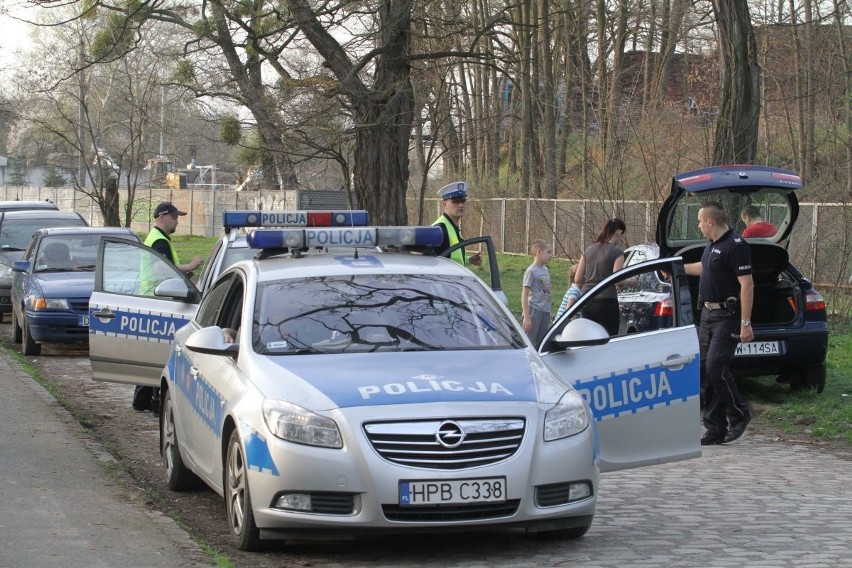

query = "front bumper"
[242,403,599,537]
[24,311,90,343]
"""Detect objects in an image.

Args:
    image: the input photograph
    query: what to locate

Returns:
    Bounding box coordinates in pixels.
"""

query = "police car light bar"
[247,226,444,250]
[223,210,369,230]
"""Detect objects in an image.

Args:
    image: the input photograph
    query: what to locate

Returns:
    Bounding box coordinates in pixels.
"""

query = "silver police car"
[88,212,700,551]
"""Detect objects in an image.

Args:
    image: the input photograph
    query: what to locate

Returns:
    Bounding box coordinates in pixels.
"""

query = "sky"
[0,3,37,65]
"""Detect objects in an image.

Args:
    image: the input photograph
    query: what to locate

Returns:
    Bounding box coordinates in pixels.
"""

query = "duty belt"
[703,296,738,311]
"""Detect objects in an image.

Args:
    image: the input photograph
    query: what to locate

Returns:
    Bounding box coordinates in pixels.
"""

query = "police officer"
[133,201,202,413]
[432,181,481,266]
[684,202,754,445]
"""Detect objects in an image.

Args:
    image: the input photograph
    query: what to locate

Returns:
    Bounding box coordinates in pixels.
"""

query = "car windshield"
[669,190,790,242]
[34,234,107,272]
[0,218,86,250]
[222,246,256,271]
[253,273,525,354]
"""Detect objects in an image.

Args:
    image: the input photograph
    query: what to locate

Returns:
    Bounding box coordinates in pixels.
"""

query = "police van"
[87,211,700,550]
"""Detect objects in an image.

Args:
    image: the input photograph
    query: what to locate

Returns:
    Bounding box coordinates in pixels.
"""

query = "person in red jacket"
[741,205,777,238]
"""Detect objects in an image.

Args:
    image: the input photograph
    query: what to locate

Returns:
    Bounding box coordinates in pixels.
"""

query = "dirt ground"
[2,318,850,567]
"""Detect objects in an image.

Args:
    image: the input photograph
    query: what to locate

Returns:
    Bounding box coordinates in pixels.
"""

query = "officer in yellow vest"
[133,201,203,413]
[432,181,482,267]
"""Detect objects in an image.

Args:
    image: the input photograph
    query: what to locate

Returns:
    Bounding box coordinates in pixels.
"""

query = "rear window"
[668,190,789,242]
[0,216,87,250]
[253,273,525,354]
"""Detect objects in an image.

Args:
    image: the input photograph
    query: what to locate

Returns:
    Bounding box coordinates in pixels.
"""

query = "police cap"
[437,181,468,201]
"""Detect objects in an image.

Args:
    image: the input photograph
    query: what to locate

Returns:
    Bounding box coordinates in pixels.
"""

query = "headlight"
[0,263,11,279]
[26,295,69,311]
[262,399,342,448]
[544,391,589,441]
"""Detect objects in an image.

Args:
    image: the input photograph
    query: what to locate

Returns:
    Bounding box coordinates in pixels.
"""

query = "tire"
[160,389,200,491]
[225,429,262,551]
[793,364,826,394]
[22,317,41,356]
[11,309,22,344]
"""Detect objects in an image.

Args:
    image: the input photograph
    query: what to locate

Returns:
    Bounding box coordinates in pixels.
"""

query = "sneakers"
[700,430,727,445]
[723,414,751,443]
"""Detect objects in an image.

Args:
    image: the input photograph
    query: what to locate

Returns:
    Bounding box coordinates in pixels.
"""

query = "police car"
[88,212,700,551]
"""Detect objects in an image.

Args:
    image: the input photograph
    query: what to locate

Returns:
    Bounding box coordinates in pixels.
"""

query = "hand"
[740,325,754,343]
[523,315,532,332]
[469,252,482,266]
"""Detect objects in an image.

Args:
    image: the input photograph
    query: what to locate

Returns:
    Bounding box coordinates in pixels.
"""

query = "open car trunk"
[677,243,802,327]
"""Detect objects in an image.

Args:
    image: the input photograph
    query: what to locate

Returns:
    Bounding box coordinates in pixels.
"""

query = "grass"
[170,235,852,447]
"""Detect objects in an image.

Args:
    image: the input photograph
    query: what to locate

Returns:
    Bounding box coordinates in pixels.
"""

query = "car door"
[89,237,200,386]
[539,256,701,472]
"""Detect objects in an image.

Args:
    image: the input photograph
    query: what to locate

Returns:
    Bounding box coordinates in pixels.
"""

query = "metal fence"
[4,185,850,289]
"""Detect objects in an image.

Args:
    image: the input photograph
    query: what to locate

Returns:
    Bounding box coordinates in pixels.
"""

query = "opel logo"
[436,421,465,448]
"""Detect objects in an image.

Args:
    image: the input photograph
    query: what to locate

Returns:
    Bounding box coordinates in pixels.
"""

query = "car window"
[668,190,790,242]
[101,239,183,297]
[252,274,525,354]
[34,234,110,271]
[196,274,234,327]
[0,217,86,250]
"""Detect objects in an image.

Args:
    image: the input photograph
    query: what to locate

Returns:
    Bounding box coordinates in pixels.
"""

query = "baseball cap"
[153,202,187,218]
[437,181,468,201]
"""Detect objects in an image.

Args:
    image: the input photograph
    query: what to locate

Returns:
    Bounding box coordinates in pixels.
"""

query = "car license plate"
[399,477,507,506]
[79,315,89,327]
[735,341,779,356]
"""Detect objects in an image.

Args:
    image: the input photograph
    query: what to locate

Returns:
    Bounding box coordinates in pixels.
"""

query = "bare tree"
[711,0,760,164]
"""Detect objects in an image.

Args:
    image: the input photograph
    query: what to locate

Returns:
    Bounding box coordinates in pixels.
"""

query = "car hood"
[656,165,801,257]
[253,349,564,410]
[32,271,95,296]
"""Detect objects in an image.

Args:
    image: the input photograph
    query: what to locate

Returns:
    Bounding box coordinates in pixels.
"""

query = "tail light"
[654,298,674,317]
[805,290,826,312]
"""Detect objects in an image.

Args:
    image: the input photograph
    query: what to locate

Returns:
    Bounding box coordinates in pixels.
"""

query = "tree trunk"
[711,0,760,164]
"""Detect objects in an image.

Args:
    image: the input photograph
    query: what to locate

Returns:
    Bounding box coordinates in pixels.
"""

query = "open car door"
[443,236,507,305]
[540,256,701,472]
[89,237,200,386]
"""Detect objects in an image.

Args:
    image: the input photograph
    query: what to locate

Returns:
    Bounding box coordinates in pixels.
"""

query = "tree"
[711,0,760,164]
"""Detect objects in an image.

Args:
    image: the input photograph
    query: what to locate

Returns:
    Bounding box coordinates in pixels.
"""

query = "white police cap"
[437,181,468,200]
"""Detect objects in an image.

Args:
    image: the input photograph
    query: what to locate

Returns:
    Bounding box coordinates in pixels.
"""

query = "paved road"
[1,323,852,567]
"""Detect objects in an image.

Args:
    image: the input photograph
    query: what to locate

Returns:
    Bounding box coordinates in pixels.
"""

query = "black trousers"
[698,308,750,433]
[582,297,620,336]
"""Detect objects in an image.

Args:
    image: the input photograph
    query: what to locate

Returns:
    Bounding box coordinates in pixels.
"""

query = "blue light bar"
[246,226,444,250]
[223,210,369,229]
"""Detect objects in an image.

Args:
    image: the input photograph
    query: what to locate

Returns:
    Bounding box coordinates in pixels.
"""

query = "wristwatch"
[740,320,751,327]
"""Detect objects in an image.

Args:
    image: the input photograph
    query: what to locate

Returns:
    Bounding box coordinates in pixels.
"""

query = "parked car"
[617,165,828,392]
[0,200,59,212]
[86,216,700,550]
[0,209,88,319]
[10,226,140,355]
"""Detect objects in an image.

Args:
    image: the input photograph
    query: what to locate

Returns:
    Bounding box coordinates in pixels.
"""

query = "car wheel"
[225,429,262,551]
[22,317,41,356]
[793,364,826,394]
[11,309,22,344]
[160,389,199,491]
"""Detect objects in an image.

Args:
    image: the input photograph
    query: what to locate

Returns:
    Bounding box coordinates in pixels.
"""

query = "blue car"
[11,226,140,355]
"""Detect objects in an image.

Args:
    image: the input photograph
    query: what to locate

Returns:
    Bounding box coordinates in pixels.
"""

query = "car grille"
[307,493,355,514]
[363,418,525,470]
[382,500,520,522]
[68,299,89,314]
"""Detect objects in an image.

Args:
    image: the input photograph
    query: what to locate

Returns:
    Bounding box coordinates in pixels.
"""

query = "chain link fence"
[4,185,850,301]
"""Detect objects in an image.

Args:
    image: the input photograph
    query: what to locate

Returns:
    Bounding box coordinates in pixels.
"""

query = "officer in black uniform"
[684,202,754,445]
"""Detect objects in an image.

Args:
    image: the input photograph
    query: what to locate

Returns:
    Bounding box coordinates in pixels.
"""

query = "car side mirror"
[185,326,239,356]
[12,261,30,273]
[552,318,611,348]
